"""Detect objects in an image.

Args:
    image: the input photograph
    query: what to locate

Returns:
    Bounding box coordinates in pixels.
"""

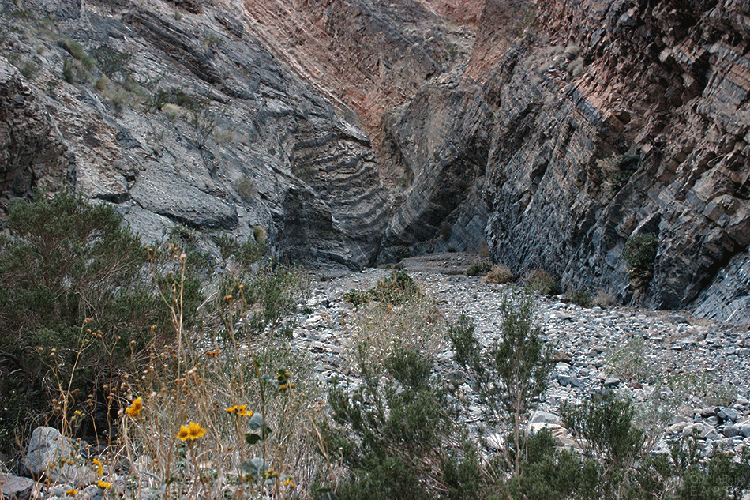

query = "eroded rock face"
[460,0,748,321]
[380,0,750,321]
[2,0,750,321]
[0,58,69,221]
[379,80,492,259]
[0,0,401,268]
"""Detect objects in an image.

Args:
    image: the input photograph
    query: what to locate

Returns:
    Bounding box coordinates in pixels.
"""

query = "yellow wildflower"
[65,488,78,496]
[92,458,103,476]
[97,480,112,489]
[177,422,206,441]
[125,397,143,417]
[188,422,206,439]
[226,405,252,417]
[177,426,190,441]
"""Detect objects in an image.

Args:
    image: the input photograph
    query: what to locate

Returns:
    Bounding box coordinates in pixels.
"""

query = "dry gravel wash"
[294,253,750,454]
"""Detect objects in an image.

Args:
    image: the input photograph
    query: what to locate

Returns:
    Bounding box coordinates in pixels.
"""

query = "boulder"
[24,427,96,486]
[0,473,34,500]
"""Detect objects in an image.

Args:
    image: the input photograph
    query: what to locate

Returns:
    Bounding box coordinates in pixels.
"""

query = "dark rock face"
[381,0,750,322]
[2,0,750,322]
[0,59,70,221]
[0,0,395,268]
[477,0,750,320]
[380,81,493,259]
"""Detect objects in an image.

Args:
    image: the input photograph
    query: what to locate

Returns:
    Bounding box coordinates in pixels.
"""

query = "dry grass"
[342,281,446,375]
[483,264,514,284]
[44,252,330,499]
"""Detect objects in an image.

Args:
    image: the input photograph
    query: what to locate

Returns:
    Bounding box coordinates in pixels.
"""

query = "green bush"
[561,395,643,467]
[395,245,410,262]
[326,347,455,500]
[467,261,492,277]
[623,233,658,292]
[609,154,640,191]
[343,270,421,307]
[567,288,593,308]
[214,233,267,266]
[93,46,131,77]
[504,429,600,500]
[60,38,95,70]
[524,269,559,295]
[0,191,205,452]
[62,58,77,83]
[148,87,197,112]
[0,191,145,449]
[449,290,551,476]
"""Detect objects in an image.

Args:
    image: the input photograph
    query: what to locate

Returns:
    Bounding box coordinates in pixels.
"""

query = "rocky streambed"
[293,253,750,455]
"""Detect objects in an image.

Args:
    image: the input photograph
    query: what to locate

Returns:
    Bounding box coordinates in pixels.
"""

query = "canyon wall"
[1,0,749,322]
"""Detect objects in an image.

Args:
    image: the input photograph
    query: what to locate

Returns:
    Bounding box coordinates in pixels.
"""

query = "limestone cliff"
[479,0,750,319]
[379,0,750,322]
[1,0,749,322]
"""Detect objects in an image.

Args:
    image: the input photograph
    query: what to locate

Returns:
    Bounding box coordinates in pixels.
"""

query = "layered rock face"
[376,0,750,321]
[1,0,749,321]
[478,0,750,318]
[0,0,404,269]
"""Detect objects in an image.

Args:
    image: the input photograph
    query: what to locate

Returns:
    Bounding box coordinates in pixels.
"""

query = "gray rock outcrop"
[24,427,95,486]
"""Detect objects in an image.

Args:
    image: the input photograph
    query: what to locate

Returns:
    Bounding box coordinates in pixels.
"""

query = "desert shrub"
[672,437,750,500]
[214,233,267,266]
[343,270,420,307]
[118,261,323,499]
[524,269,559,295]
[561,395,643,467]
[449,290,551,476]
[233,176,257,203]
[93,46,131,77]
[467,261,492,277]
[62,58,77,83]
[609,154,640,191]
[606,337,655,384]
[95,75,109,90]
[592,289,616,307]
[484,264,514,284]
[0,191,161,451]
[19,60,37,79]
[344,273,444,371]
[441,439,483,500]
[147,87,196,112]
[326,347,456,500]
[394,245,410,262]
[503,429,600,500]
[567,287,593,308]
[623,233,658,292]
[560,394,644,498]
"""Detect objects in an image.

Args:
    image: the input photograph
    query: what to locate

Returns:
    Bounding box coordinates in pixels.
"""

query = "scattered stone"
[24,427,96,487]
[0,473,34,500]
[604,377,621,387]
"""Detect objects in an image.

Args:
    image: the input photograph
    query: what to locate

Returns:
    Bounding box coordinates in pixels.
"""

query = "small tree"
[561,394,644,498]
[449,288,551,476]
